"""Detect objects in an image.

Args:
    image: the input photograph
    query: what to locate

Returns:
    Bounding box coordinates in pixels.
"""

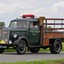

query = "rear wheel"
[16,40,26,54]
[30,47,40,53]
[50,40,62,54]
[0,48,5,54]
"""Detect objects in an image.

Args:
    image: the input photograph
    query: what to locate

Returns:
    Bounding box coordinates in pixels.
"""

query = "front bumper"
[0,40,17,47]
[0,44,17,49]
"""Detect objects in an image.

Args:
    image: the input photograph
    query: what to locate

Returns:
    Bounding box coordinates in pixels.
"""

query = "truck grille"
[1,29,9,44]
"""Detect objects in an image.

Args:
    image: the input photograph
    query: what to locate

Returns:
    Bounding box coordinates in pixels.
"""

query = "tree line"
[0,22,5,29]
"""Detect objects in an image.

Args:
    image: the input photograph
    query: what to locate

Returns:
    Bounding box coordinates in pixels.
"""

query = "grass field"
[0,59,64,64]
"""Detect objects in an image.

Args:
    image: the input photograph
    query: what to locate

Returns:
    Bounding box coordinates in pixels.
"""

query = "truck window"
[30,22,38,28]
[30,22,34,28]
[10,22,17,28]
[10,21,29,29]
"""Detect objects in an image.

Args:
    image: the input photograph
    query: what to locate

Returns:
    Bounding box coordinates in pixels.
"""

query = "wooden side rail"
[43,23,64,25]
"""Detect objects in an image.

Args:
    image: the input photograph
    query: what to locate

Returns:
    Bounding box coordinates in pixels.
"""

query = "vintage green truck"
[0,14,64,54]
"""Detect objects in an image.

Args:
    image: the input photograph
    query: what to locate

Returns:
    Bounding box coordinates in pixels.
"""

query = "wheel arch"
[49,38,62,47]
[18,36,29,47]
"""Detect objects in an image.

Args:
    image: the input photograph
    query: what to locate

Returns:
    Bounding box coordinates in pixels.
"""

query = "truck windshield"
[10,21,29,29]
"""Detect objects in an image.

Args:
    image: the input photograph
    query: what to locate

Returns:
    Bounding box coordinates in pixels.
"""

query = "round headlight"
[14,34,17,38]
[9,40,12,44]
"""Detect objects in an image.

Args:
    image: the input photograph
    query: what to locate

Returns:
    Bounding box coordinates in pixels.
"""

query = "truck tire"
[0,48,5,54]
[30,47,40,53]
[50,40,62,54]
[16,40,26,54]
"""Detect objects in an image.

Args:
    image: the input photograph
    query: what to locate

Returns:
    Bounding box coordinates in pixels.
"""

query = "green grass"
[0,59,64,64]
[5,48,16,52]
[62,43,64,51]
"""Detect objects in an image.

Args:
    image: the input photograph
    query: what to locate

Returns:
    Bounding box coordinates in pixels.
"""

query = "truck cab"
[9,17,40,46]
[0,14,40,54]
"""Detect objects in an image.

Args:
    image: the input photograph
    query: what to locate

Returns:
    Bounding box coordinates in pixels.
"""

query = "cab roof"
[11,18,38,22]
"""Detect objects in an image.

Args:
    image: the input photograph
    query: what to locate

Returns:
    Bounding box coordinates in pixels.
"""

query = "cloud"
[0,0,53,15]
[0,0,64,27]
[0,1,32,14]
[40,0,64,18]
[0,0,64,16]
[51,1,64,13]
[0,3,18,14]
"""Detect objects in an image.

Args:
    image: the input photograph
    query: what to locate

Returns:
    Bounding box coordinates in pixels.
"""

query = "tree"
[0,22,5,29]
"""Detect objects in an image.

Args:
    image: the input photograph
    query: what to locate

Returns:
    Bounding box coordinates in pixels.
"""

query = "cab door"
[28,22,40,45]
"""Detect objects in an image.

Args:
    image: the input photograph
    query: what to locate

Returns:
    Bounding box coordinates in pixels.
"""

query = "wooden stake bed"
[39,17,64,46]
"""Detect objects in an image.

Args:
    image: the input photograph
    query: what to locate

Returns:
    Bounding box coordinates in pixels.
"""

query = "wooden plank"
[43,23,64,25]
[43,32,63,39]
[45,18,64,20]
[43,39,49,46]
[43,28,64,30]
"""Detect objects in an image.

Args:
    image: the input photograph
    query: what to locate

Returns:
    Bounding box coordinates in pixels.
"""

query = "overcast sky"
[0,0,64,27]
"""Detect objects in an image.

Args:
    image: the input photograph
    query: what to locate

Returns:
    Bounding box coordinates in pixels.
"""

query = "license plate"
[0,46,6,48]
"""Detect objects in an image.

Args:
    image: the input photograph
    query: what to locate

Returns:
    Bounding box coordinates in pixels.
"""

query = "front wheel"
[16,40,26,54]
[0,48,5,54]
[50,40,62,54]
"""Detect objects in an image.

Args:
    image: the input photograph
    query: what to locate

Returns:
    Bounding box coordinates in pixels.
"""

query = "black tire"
[16,40,26,54]
[30,47,40,53]
[50,40,62,54]
[0,48,5,54]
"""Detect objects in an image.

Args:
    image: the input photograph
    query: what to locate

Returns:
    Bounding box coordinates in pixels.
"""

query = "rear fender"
[49,38,62,47]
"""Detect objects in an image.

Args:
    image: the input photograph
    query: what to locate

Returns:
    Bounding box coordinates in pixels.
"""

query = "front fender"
[14,36,29,45]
